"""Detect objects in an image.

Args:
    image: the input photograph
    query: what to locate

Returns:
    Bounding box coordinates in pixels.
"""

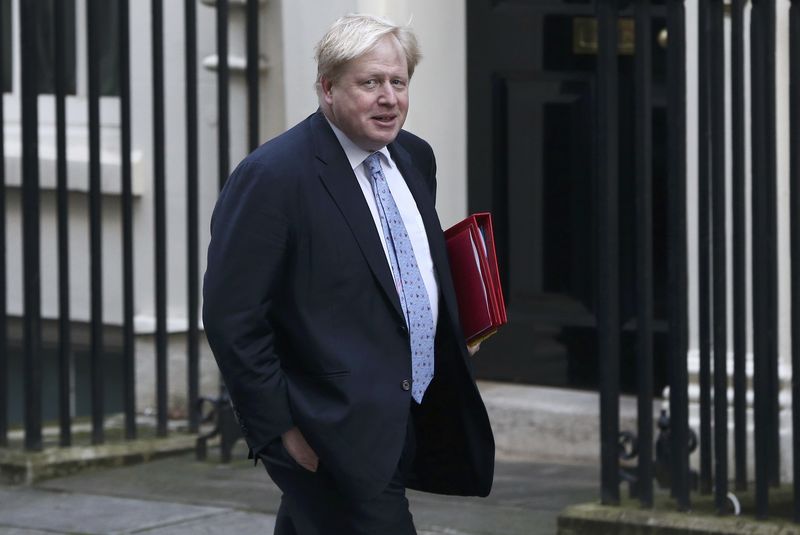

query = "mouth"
[372,114,397,124]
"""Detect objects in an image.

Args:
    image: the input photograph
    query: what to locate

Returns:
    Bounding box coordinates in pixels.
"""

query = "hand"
[467,342,481,357]
[281,427,319,472]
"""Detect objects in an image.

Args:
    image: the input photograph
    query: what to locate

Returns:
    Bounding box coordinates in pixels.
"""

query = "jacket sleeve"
[202,160,295,455]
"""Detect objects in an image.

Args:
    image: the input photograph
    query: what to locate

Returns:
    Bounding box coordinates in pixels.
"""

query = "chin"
[370,132,399,147]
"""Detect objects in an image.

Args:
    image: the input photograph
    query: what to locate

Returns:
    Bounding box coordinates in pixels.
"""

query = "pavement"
[0,383,608,534]
[1,381,788,534]
[0,441,597,535]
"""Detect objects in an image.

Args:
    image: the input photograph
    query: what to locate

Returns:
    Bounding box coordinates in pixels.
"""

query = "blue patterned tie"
[364,153,434,403]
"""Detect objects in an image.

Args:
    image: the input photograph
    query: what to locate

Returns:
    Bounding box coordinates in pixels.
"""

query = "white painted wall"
[775,0,792,377]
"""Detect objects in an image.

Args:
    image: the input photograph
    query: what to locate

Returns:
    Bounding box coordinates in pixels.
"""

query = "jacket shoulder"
[221,116,318,193]
[241,117,315,172]
[396,129,434,160]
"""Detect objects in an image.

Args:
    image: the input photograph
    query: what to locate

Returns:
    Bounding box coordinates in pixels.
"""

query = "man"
[203,14,494,535]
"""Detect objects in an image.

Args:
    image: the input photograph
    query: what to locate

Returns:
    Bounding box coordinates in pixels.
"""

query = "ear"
[320,76,335,105]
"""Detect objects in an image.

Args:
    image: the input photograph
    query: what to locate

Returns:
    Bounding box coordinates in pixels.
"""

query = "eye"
[391,79,407,88]
[363,79,378,88]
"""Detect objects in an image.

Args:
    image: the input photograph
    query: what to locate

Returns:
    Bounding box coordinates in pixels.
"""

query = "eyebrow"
[363,71,406,78]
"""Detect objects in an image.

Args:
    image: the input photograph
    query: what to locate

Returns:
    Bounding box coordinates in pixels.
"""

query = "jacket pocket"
[308,370,350,379]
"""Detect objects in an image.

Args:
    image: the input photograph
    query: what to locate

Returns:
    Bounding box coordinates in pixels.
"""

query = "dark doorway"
[467,0,669,395]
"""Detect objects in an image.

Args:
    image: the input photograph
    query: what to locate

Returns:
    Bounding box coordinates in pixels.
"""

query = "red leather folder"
[444,213,507,345]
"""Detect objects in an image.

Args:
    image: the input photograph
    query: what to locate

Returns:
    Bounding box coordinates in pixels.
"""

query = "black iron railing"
[731,0,748,496]
[20,0,43,452]
[634,0,654,509]
[0,0,8,451]
[598,0,799,522]
[120,0,135,442]
[596,0,621,506]
[185,0,200,435]
[0,0,262,452]
[665,0,691,511]
[791,1,800,522]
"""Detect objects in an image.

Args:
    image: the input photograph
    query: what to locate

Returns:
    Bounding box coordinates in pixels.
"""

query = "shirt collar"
[325,117,394,171]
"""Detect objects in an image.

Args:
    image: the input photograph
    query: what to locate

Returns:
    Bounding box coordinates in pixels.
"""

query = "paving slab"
[409,461,597,535]
[134,510,277,534]
[0,528,57,535]
[37,448,282,514]
[0,487,228,535]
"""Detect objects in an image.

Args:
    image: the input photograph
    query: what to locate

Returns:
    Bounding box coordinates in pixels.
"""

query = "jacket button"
[401,379,411,391]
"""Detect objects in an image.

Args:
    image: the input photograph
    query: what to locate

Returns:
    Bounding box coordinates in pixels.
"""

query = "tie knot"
[364,153,383,180]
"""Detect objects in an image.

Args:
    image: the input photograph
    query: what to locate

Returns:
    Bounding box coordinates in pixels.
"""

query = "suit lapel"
[310,113,405,323]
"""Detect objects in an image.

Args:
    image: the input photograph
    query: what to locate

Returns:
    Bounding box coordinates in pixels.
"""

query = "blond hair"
[315,14,421,89]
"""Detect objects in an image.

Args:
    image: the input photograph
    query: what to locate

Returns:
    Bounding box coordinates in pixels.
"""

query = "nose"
[377,81,397,106]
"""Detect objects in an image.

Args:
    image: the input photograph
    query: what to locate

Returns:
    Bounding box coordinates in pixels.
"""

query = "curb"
[0,434,198,485]
[557,503,797,534]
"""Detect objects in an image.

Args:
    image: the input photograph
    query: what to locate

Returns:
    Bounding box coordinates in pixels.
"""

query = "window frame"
[2,0,11,93]
[3,0,121,128]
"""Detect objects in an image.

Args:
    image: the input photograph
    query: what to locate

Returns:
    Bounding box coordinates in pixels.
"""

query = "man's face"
[321,35,409,151]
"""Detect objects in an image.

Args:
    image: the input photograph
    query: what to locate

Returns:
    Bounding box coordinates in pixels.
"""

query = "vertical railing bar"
[634,0,654,509]
[596,0,620,506]
[185,0,200,434]
[0,0,8,449]
[790,0,800,521]
[215,0,232,437]
[20,0,43,452]
[764,0,781,489]
[120,0,136,440]
[87,0,105,446]
[750,0,770,519]
[697,0,713,496]
[246,0,259,152]
[710,0,729,514]
[667,0,690,511]
[218,0,230,190]
[730,0,748,493]
[152,0,168,438]
[55,0,72,448]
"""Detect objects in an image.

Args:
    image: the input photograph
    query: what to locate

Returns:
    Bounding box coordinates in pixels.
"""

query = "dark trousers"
[264,413,418,535]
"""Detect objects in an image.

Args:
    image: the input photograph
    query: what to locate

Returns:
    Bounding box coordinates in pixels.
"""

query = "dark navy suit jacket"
[203,111,494,501]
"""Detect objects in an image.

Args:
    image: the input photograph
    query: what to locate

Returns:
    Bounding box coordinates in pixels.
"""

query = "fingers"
[297,455,319,472]
[467,342,481,357]
[282,427,319,472]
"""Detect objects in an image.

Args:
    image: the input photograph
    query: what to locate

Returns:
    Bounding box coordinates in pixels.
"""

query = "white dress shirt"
[327,120,439,328]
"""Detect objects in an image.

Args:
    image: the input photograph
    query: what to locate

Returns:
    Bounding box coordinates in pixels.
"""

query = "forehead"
[343,35,408,76]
